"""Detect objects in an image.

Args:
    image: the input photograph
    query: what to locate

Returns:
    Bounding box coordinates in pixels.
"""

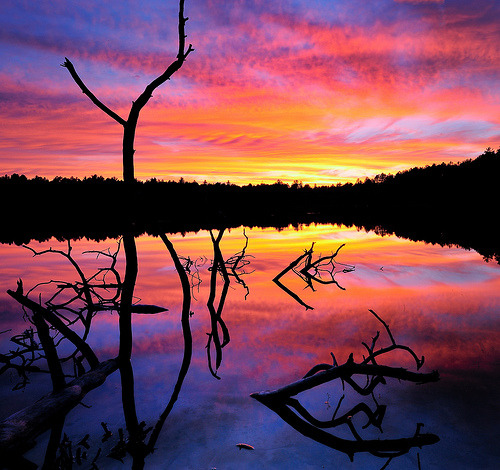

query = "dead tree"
[61,0,194,182]
[251,310,440,465]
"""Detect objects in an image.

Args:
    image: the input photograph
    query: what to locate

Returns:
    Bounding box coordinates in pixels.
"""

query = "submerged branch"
[7,289,99,369]
[60,59,126,126]
[0,358,118,456]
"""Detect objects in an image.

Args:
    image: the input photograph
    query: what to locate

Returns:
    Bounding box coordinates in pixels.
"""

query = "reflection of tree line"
[1,149,498,263]
[0,233,439,469]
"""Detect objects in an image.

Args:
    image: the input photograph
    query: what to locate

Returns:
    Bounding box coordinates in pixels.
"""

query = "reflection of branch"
[273,243,353,310]
[254,401,438,462]
[117,234,140,451]
[179,255,205,299]
[251,311,439,463]
[23,240,124,346]
[7,289,99,369]
[361,310,425,370]
[0,325,51,390]
[23,242,94,312]
[223,229,254,299]
[147,234,193,452]
[206,229,231,379]
[286,397,386,433]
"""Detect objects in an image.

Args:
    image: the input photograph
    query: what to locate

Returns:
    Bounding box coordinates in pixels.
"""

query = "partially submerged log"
[0,358,118,456]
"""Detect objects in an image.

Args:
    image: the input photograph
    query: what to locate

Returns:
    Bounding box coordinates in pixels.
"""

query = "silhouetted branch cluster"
[0,325,49,390]
[294,242,355,291]
[251,310,439,464]
[273,243,354,310]
[1,240,142,393]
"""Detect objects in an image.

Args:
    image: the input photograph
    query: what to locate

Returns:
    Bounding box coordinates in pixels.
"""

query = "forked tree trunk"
[62,0,194,183]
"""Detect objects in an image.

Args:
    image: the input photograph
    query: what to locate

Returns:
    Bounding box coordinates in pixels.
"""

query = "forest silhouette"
[1,148,498,262]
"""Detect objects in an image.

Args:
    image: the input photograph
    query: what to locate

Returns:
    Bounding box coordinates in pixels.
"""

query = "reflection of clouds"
[1,226,498,467]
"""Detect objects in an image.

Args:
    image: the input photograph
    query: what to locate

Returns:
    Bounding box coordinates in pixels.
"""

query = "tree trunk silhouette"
[62,0,194,182]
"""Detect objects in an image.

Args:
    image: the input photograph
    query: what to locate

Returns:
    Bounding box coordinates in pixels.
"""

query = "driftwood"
[252,360,439,403]
[0,358,118,456]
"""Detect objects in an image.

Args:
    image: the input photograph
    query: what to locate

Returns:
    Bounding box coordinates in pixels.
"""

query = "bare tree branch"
[60,58,126,126]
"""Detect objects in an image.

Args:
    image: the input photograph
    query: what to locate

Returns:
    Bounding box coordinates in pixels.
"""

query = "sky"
[0,0,499,185]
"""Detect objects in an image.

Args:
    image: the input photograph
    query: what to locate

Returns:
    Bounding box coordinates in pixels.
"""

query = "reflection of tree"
[222,229,254,299]
[206,229,231,379]
[0,228,250,468]
[1,240,126,468]
[251,310,439,466]
[205,228,253,378]
[146,233,193,456]
[273,243,354,310]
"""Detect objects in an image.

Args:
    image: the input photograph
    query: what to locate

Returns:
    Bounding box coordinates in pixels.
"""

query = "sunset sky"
[1,0,498,185]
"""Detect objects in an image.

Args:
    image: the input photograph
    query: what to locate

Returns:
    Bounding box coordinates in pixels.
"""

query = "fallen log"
[0,357,119,456]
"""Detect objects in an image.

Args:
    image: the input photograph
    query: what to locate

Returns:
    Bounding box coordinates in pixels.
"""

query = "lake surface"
[0,224,498,469]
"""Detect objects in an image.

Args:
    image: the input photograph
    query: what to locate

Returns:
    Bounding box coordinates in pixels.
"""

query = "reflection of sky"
[0,225,499,468]
[1,0,499,184]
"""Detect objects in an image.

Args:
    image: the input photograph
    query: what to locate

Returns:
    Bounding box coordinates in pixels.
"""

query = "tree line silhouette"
[1,148,498,262]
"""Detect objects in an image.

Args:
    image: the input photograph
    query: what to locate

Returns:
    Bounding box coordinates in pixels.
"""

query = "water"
[0,224,498,469]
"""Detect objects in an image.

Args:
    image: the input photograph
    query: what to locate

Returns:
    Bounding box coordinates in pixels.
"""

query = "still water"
[0,224,498,469]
